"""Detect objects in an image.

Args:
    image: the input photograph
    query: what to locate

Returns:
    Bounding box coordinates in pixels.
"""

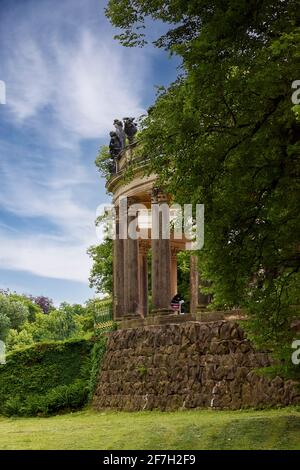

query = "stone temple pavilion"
[106,138,204,327]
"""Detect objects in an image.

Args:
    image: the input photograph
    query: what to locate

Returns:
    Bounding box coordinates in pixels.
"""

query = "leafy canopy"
[106,0,300,375]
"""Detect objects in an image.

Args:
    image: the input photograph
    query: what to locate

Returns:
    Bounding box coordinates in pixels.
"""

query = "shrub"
[0,338,92,415]
[0,334,110,416]
[2,380,89,417]
[88,335,108,400]
[2,396,24,416]
[6,329,34,351]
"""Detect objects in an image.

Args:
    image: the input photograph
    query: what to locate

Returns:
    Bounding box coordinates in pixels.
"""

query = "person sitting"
[170,293,185,314]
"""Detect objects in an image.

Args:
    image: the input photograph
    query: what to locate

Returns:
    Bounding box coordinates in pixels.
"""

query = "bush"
[88,336,108,400]
[0,338,92,415]
[2,380,89,416]
[6,329,34,351]
[0,334,110,416]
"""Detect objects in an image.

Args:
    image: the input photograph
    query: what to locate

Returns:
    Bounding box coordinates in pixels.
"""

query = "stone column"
[113,206,125,320]
[170,247,178,297]
[190,254,199,315]
[151,189,172,312]
[138,241,148,317]
[124,197,139,316]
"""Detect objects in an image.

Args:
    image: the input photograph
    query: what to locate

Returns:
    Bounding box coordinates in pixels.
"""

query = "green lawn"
[0,407,299,450]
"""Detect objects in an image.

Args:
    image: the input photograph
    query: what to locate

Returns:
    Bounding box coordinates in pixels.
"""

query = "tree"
[106,1,300,375]
[87,238,113,295]
[30,295,55,314]
[95,146,114,179]
[25,307,80,343]
[0,295,29,340]
[8,293,43,322]
[46,306,79,340]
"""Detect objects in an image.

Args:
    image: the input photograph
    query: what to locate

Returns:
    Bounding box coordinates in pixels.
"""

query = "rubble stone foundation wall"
[93,321,300,411]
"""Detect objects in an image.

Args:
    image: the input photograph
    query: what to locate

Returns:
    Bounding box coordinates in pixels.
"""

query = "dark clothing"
[170,294,185,313]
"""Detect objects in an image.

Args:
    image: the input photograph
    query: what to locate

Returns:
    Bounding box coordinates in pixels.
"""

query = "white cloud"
[1,0,147,145]
[0,232,92,283]
[0,140,95,241]
[0,138,103,282]
[0,0,148,285]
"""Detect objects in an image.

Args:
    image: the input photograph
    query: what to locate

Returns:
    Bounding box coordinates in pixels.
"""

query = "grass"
[0,407,299,450]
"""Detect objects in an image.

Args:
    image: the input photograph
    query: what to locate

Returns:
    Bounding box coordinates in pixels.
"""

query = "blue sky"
[0,0,179,305]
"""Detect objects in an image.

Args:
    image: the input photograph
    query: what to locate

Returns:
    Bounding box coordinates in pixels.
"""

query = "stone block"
[92,320,300,412]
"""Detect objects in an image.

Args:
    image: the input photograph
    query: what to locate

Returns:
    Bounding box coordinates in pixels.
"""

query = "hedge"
[0,338,94,416]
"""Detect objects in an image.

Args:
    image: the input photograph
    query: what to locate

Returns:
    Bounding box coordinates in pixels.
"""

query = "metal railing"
[93,299,114,335]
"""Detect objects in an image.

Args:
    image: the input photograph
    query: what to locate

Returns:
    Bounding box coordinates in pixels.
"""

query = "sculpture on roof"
[109,131,122,159]
[113,119,126,149]
[123,117,138,144]
[107,117,139,174]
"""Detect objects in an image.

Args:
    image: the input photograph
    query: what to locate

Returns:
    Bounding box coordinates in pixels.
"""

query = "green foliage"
[243,272,300,380]
[0,288,110,417]
[0,338,93,416]
[6,329,34,351]
[105,0,202,48]
[106,1,300,52]
[0,295,29,340]
[88,336,108,400]
[74,312,94,333]
[2,380,88,417]
[2,292,110,352]
[0,312,10,341]
[88,238,113,295]
[95,145,114,179]
[176,251,190,304]
[22,309,79,343]
[106,0,300,378]
[4,302,94,352]
[59,302,86,316]
[137,365,148,377]
[8,294,43,322]
[0,291,74,348]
